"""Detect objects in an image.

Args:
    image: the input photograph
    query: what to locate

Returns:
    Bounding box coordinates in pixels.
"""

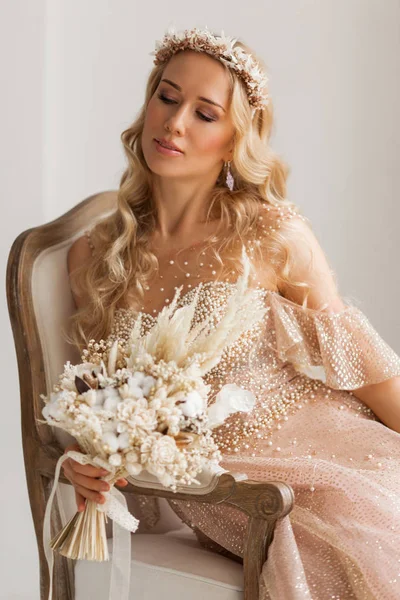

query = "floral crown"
[150,25,269,114]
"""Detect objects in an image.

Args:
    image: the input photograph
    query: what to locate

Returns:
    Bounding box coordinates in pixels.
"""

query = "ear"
[223,135,235,162]
[223,148,234,163]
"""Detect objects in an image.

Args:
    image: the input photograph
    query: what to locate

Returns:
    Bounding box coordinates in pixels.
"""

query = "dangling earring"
[225,161,234,191]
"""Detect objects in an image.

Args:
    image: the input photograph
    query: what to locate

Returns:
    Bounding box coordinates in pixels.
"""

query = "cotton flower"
[126,462,143,476]
[119,378,144,400]
[117,431,131,450]
[179,390,206,418]
[103,388,120,412]
[42,402,64,421]
[108,453,122,467]
[141,375,156,396]
[125,449,142,476]
[101,431,119,453]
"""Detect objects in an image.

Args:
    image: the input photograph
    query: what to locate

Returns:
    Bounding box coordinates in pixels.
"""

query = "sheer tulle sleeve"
[265,291,400,390]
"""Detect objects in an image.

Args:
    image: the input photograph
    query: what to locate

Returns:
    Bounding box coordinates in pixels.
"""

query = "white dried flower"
[141,375,156,396]
[42,402,64,421]
[116,400,157,439]
[207,383,256,429]
[81,389,97,407]
[117,431,131,450]
[125,449,139,462]
[126,462,143,476]
[179,390,206,418]
[119,378,144,400]
[125,448,143,476]
[103,388,120,412]
[141,434,179,476]
[101,431,119,453]
[109,453,122,467]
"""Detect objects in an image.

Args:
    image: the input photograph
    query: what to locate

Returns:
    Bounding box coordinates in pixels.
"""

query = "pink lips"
[154,139,183,156]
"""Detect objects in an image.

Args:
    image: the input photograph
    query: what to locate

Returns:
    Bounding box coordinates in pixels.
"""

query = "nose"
[164,105,188,136]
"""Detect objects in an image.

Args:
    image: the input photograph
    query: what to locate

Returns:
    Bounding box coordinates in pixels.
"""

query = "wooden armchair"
[6,190,294,600]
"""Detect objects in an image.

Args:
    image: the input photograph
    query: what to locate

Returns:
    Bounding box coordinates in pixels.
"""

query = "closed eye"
[157,93,216,123]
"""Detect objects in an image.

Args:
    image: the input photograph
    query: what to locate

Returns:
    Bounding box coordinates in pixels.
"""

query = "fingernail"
[100,469,109,475]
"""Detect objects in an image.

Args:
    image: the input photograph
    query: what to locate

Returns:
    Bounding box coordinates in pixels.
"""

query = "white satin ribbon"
[43,451,139,600]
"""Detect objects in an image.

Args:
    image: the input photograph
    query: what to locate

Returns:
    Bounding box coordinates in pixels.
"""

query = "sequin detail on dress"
[85,216,400,599]
[106,281,400,599]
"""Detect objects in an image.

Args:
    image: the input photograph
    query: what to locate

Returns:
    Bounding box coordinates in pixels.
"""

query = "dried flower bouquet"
[40,249,267,577]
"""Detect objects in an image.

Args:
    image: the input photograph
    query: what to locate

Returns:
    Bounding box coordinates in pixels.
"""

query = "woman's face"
[141,50,235,181]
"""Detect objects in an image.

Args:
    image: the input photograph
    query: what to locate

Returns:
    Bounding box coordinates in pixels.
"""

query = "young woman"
[64,26,400,599]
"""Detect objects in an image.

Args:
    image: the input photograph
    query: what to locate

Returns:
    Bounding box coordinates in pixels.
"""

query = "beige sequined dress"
[85,209,400,600]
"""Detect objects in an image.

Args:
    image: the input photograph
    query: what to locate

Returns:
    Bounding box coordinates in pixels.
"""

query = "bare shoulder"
[258,202,309,233]
[67,233,93,309]
[272,213,346,311]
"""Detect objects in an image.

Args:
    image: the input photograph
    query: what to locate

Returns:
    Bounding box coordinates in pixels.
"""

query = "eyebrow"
[160,78,226,112]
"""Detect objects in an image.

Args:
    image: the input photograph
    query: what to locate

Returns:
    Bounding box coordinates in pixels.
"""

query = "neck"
[150,171,220,240]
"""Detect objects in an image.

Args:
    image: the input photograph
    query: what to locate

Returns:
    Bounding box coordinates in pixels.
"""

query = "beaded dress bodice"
[105,275,400,461]
[85,204,400,458]
[83,206,400,599]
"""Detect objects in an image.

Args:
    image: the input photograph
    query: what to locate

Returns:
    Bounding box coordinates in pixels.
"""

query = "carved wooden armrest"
[126,472,294,599]
[38,443,294,521]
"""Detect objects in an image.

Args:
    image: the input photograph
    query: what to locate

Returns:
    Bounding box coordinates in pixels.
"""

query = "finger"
[115,478,128,487]
[75,489,86,512]
[73,472,110,493]
[63,444,109,477]
[74,484,106,505]
[62,459,74,481]
[69,461,109,479]
[64,443,81,453]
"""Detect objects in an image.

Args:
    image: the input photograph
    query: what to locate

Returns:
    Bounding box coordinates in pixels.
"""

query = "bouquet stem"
[50,500,109,561]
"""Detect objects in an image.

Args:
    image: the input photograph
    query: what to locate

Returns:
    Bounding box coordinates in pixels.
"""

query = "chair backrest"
[7,191,118,523]
[6,190,183,538]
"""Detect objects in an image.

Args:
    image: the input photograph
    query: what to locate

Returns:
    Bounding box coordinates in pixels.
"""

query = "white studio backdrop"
[1,1,399,598]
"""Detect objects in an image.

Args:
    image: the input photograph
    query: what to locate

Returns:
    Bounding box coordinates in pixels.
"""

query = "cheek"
[145,98,164,127]
[196,130,228,155]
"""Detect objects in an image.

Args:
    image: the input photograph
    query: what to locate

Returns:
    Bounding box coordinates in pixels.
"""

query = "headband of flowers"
[150,25,269,114]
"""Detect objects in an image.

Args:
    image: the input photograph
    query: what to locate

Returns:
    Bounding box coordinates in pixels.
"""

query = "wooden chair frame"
[6,191,294,600]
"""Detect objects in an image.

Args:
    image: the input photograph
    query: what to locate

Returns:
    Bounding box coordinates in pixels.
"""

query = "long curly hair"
[64,36,314,354]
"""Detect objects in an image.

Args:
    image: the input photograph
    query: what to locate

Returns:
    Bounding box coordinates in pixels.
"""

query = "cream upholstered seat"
[6,190,294,600]
[74,521,243,600]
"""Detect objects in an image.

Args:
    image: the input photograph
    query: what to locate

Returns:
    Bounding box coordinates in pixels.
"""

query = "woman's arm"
[276,215,400,432]
[350,377,400,433]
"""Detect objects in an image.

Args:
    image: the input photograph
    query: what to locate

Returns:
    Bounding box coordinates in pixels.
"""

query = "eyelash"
[157,93,216,123]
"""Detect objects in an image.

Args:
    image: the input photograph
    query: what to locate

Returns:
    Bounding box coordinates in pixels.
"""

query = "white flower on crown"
[150,25,269,111]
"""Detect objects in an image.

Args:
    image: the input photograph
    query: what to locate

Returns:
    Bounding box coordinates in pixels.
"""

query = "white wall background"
[1,0,399,597]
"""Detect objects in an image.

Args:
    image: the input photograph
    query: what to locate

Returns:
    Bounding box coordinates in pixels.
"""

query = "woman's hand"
[62,443,128,512]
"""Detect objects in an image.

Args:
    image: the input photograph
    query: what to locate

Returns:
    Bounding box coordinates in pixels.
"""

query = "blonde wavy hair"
[64,36,315,354]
